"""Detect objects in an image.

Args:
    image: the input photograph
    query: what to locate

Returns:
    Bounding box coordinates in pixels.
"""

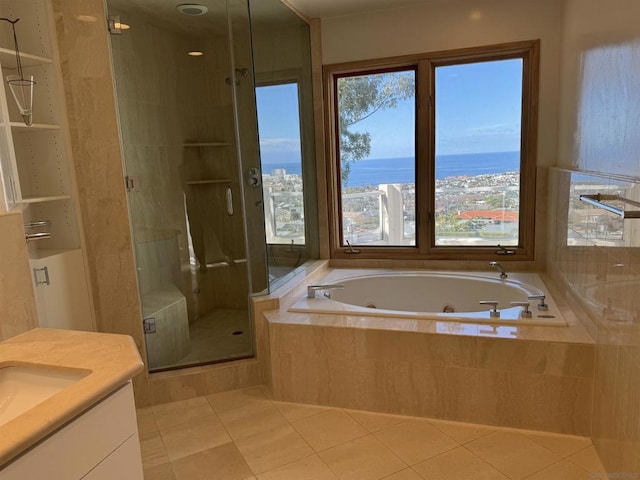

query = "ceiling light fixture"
[176,4,208,16]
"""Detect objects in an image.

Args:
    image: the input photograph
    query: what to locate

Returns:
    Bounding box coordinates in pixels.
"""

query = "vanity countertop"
[0,328,144,467]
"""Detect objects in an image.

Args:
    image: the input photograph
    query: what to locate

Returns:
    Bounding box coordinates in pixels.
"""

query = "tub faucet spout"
[307,284,344,298]
[490,261,508,279]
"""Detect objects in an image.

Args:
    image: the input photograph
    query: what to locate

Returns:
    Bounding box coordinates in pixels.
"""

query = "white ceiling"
[285,0,465,19]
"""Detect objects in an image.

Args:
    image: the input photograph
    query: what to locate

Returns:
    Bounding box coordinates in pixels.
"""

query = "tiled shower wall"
[554,0,640,473]
[547,169,640,473]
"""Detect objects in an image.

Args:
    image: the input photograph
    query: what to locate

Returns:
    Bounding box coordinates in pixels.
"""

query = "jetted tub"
[289,271,567,326]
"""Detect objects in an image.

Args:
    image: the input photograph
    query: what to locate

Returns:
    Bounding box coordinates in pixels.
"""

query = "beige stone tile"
[428,419,495,444]
[235,424,314,474]
[218,402,289,441]
[412,447,508,480]
[143,462,177,480]
[466,431,560,480]
[152,397,216,431]
[345,410,410,433]
[273,401,331,422]
[379,469,422,480]
[140,433,169,468]
[256,455,339,480]
[208,385,273,414]
[160,414,232,460]
[136,406,159,441]
[374,419,458,465]
[292,409,369,452]
[172,443,254,480]
[524,459,593,480]
[319,435,407,480]
[524,431,592,457]
[476,338,548,374]
[567,445,607,473]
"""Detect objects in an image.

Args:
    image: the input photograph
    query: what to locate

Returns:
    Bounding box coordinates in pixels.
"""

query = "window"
[325,41,539,259]
[256,82,305,245]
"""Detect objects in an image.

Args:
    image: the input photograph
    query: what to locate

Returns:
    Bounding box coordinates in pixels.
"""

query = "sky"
[255,58,523,164]
[255,83,302,165]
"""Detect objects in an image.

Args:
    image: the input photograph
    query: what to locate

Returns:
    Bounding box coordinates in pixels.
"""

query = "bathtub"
[289,271,567,326]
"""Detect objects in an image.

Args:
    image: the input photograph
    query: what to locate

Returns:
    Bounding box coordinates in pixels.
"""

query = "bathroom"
[0,0,639,477]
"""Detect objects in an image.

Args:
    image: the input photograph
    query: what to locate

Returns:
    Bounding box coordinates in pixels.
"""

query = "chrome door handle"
[226,187,233,216]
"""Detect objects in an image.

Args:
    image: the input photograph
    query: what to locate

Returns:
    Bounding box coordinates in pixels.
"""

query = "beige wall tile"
[0,213,37,341]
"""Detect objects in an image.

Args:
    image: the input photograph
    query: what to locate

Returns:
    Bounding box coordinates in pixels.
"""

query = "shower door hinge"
[125,175,139,192]
[143,317,156,334]
[107,15,123,35]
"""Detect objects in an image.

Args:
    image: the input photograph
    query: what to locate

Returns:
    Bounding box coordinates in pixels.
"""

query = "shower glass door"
[106,0,267,371]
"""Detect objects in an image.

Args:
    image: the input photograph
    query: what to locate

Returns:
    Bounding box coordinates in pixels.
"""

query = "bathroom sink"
[0,365,88,427]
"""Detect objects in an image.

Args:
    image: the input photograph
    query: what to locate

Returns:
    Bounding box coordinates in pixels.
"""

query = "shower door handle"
[226,186,234,216]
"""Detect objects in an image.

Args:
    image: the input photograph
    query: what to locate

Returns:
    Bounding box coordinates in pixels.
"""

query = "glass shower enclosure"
[106,0,268,371]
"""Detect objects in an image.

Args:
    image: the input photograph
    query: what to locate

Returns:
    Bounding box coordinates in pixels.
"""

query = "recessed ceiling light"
[177,4,208,16]
[188,51,204,56]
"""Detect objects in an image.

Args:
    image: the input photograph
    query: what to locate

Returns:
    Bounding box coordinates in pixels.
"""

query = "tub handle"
[527,294,548,311]
[479,300,500,318]
[510,301,532,318]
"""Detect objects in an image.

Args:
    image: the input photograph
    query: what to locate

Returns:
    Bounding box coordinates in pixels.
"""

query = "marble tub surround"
[268,313,594,435]
[0,328,144,467]
[265,267,595,435]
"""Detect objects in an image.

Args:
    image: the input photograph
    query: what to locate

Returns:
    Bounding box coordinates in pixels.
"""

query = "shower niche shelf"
[0,0,95,333]
[185,179,231,185]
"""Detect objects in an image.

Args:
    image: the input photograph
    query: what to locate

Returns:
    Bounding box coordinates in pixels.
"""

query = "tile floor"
[155,309,253,370]
[138,385,606,480]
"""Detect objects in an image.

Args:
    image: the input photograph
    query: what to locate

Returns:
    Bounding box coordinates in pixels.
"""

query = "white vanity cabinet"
[0,382,143,480]
[0,0,95,331]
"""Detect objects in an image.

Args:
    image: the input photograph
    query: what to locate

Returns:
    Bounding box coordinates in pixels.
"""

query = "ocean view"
[263,151,520,187]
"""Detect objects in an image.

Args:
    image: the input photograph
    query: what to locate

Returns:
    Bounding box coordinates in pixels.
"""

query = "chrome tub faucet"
[307,284,344,298]
[490,261,508,279]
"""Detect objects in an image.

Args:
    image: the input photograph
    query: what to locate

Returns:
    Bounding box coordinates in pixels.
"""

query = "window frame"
[323,40,540,261]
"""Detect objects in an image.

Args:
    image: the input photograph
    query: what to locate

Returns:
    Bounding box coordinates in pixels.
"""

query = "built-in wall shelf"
[185,179,231,185]
[21,194,72,204]
[0,48,52,67]
[183,142,229,147]
[0,0,96,333]
[10,122,61,131]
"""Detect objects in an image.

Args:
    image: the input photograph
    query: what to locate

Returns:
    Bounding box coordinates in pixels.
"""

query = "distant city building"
[273,168,286,177]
